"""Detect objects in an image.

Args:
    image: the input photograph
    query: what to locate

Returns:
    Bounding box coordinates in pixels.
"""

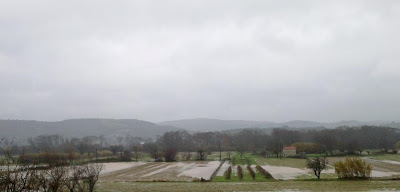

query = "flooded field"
[256,156,400,180]
[260,164,309,180]
[100,161,221,181]
[215,161,230,176]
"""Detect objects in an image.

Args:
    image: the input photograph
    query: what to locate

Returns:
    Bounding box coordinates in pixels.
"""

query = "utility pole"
[219,143,222,161]
[154,146,158,161]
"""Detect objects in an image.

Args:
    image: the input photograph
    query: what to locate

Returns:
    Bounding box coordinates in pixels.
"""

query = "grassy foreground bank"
[96,180,400,192]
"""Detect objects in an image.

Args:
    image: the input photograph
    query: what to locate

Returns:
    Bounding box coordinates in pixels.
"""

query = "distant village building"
[283,146,297,157]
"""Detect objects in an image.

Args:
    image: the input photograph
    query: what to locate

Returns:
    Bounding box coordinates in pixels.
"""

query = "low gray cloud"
[1,0,399,122]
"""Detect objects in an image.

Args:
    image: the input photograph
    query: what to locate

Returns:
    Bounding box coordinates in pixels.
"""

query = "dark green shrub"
[224,166,232,180]
[247,165,255,180]
[237,165,243,180]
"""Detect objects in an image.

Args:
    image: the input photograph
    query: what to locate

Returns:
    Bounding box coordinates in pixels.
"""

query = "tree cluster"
[0,139,103,192]
[151,126,400,160]
[4,126,400,162]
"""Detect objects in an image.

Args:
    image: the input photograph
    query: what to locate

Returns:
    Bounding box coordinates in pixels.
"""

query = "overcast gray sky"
[1,0,400,122]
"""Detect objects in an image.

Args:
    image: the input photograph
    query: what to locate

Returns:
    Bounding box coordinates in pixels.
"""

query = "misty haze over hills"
[1,118,399,143]
[0,119,179,142]
[159,118,398,131]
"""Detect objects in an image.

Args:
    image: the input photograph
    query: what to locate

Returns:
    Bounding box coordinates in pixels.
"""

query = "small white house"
[283,146,297,157]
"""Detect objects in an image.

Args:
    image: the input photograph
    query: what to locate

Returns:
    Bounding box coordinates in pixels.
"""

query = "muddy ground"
[100,161,221,181]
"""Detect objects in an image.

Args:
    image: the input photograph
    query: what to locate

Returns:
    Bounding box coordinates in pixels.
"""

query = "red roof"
[283,146,296,150]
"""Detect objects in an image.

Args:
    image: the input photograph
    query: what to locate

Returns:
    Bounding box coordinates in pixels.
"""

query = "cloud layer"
[1,0,400,122]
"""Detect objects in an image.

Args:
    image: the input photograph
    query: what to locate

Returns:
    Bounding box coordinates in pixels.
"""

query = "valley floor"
[96,153,400,191]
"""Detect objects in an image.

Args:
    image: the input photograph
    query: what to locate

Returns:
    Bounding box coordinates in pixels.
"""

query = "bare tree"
[234,131,249,159]
[64,165,83,192]
[0,163,38,192]
[132,145,142,162]
[306,157,327,179]
[81,163,103,192]
[1,138,17,163]
[0,137,38,192]
[142,142,159,161]
[109,145,124,156]
[196,149,206,161]
[163,148,177,162]
[121,150,132,161]
[47,166,67,192]
[226,152,231,160]
[181,151,192,161]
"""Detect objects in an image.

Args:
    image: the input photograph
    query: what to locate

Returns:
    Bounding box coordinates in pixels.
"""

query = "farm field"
[213,164,270,182]
[86,153,400,191]
[254,155,400,180]
[96,180,400,192]
[368,154,400,162]
[256,157,308,169]
[97,153,400,185]
[326,156,400,178]
[100,161,221,181]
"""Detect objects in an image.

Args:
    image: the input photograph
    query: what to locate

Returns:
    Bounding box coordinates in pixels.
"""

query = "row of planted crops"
[217,162,274,182]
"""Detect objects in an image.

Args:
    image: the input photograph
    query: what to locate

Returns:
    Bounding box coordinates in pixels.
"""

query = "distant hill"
[1,118,397,143]
[159,118,396,131]
[383,122,400,128]
[0,119,180,141]
[221,126,328,136]
[280,120,323,128]
[159,118,278,132]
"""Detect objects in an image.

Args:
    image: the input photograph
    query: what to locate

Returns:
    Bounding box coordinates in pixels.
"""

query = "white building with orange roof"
[283,146,297,157]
